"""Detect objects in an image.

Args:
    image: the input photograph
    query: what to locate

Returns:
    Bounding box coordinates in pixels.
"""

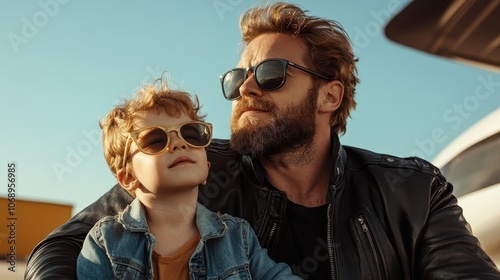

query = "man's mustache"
[233,98,276,117]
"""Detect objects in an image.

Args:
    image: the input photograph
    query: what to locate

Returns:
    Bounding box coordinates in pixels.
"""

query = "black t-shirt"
[273,199,331,279]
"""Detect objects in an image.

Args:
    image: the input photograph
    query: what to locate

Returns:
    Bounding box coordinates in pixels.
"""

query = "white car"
[385,0,500,266]
[432,108,500,265]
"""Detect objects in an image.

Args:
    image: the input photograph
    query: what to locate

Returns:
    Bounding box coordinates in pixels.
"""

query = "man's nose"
[240,69,264,98]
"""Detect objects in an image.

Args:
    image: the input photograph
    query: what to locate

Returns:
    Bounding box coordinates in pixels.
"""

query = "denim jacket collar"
[118,198,227,240]
[196,205,227,241]
[118,199,149,232]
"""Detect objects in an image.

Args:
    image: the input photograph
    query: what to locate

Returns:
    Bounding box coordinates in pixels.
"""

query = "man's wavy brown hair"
[239,2,359,134]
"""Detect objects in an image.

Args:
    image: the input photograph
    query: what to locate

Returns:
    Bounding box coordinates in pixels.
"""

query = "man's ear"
[117,168,139,192]
[318,80,344,113]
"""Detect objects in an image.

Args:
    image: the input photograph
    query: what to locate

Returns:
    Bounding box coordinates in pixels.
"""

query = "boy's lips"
[169,156,195,168]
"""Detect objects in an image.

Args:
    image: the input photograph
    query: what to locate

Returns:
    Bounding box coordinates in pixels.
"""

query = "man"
[25,2,500,279]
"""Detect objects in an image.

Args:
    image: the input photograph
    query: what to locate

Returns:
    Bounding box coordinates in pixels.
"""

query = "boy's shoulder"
[85,215,126,247]
[91,199,148,236]
[90,214,126,237]
[197,203,251,236]
[198,202,247,224]
[217,212,249,225]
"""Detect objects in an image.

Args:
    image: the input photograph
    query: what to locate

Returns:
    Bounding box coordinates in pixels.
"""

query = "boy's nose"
[167,131,187,152]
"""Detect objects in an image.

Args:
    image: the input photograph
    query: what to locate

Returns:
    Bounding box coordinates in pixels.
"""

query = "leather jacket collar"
[240,130,347,199]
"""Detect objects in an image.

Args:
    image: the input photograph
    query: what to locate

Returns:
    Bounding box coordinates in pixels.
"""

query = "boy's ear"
[117,168,139,192]
[200,161,212,186]
[318,80,344,113]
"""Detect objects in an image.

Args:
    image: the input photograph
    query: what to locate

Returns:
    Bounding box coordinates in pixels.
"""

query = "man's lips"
[240,107,268,116]
[168,156,195,168]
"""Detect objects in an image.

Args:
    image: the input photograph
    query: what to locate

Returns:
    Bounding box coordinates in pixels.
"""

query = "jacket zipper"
[357,214,383,280]
[327,185,337,280]
[261,220,278,256]
[268,222,277,242]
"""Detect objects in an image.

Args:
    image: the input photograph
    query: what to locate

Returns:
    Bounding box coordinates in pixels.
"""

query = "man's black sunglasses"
[220,58,334,101]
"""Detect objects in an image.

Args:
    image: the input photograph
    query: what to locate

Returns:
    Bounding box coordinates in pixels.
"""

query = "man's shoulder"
[208,138,233,155]
[73,184,134,224]
[342,146,450,208]
[343,145,444,180]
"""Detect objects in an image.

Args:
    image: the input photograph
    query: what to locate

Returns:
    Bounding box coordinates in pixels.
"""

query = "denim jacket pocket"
[112,257,150,280]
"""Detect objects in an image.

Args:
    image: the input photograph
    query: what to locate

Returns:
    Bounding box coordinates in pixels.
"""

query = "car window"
[440,132,500,197]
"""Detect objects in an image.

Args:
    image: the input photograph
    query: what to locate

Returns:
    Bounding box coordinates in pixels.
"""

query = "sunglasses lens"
[223,70,245,100]
[180,123,211,147]
[136,127,168,154]
[135,123,211,155]
[256,60,285,90]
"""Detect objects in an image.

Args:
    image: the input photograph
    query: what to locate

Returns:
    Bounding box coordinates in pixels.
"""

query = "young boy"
[76,78,301,279]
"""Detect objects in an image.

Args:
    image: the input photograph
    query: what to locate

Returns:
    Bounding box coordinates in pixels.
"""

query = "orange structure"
[0,198,72,260]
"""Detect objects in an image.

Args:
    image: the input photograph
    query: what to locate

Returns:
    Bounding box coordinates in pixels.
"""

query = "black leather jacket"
[25,133,500,279]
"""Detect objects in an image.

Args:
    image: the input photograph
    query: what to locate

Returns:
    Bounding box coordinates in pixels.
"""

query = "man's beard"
[230,89,318,158]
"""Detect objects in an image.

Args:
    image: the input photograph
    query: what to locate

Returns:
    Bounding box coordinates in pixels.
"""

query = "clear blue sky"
[1,0,499,215]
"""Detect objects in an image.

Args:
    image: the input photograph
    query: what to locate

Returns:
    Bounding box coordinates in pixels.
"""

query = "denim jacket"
[77,198,300,279]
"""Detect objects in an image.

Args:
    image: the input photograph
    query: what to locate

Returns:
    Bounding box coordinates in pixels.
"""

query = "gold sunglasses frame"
[121,121,213,168]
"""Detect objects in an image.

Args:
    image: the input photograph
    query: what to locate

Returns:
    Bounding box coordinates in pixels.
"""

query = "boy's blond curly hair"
[100,77,206,177]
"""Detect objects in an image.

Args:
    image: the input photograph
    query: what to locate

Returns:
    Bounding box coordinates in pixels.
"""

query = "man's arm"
[25,223,91,280]
[24,185,133,280]
[417,173,500,278]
